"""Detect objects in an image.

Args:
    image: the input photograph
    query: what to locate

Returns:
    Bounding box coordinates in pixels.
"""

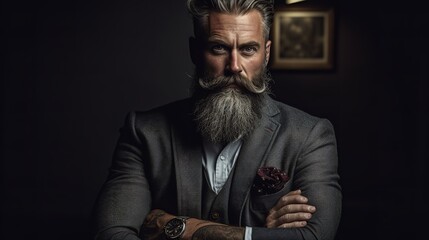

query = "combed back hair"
[187,0,274,40]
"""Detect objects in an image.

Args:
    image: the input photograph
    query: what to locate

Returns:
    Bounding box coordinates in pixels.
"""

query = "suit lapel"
[229,97,281,226]
[172,103,203,218]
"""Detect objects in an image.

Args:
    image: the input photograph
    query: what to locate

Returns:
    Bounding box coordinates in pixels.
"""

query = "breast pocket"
[250,180,292,212]
[243,181,293,227]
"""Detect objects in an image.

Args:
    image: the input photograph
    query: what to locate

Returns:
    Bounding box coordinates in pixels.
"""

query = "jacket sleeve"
[91,112,151,240]
[252,119,342,240]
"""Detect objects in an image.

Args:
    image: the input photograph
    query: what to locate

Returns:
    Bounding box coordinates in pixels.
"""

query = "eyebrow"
[206,39,261,49]
[239,41,261,49]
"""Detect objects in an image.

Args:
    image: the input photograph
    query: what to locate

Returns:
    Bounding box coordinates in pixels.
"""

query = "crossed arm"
[141,189,316,240]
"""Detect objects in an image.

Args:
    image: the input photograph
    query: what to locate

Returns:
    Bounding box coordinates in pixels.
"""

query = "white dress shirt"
[202,138,252,240]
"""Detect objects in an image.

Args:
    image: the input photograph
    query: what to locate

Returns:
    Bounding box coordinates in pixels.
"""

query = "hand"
[141,209,174,240]
[265,189,316,228]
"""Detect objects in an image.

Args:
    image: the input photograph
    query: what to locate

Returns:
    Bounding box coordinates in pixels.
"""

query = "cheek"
[244,57,265,76]
[203,54,225,75]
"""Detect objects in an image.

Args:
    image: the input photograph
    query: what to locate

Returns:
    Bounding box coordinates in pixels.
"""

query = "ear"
[265,40,272,65]
[189,37,199,66]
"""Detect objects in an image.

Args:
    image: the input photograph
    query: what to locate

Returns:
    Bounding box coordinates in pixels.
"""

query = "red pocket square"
[252,166,289,196]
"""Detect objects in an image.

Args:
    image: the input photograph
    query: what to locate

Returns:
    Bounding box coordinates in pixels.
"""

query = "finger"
[277,212,312,225]
[269,194,309,213]
[278,221,307,228]
[266,204,315,228]
[269,204,316,219]
[267,212,312,228]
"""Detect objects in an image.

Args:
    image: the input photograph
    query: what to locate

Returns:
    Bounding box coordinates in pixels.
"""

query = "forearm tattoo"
[192,225,245,240]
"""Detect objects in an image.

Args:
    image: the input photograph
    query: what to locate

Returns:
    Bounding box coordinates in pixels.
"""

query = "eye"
[211,45,228,54]
[241,46,257,56]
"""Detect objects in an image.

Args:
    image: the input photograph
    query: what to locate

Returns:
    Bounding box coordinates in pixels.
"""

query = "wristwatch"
[164,216,189,239]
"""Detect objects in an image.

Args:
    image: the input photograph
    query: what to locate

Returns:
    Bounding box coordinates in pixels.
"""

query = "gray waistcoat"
[201,167,237,225]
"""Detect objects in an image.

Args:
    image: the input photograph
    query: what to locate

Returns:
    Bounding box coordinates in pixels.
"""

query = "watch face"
[164,218,185,238]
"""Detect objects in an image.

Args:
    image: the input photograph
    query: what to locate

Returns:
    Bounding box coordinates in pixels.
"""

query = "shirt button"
[210,212,220,221]
[220,155,225,160]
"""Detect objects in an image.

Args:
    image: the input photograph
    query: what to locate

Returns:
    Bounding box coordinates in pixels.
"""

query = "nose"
[227,50,242,74]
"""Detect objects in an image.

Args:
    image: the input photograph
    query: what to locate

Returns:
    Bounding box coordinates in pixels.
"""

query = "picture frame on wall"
[270,7,334,70]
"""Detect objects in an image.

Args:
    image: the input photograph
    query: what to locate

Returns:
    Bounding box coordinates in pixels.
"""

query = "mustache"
[198,73,267,94]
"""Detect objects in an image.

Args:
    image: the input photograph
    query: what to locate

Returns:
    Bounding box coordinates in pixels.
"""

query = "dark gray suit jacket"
[92,96,342,240]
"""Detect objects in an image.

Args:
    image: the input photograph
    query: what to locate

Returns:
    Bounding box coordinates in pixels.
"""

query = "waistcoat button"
[210,212,220,221]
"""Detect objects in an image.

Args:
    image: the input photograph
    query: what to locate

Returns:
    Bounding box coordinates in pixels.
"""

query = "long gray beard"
[193,70,271,144]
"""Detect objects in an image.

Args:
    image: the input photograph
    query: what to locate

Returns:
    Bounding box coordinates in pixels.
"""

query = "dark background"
[2,0,428,239]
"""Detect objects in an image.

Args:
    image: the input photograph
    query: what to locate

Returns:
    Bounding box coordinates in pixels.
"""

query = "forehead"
[204,10,264,41]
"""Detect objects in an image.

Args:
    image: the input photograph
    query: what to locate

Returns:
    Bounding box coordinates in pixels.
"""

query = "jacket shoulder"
[271,98,334,133]
[273,99,320,121]
[124,98,193,131]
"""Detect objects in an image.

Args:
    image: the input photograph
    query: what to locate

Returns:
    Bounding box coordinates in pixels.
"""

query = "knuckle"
[280,214,290,223]
[291,222,301,228]
[281,196,289,203]
[300,204,309,211]
[284,205,291,212]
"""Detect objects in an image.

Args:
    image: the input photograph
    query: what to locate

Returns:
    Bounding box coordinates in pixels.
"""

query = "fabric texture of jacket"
[92,95,342,240]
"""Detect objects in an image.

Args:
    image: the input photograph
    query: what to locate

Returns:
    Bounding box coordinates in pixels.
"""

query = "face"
[193,10,271,83]
[191,10,272,143]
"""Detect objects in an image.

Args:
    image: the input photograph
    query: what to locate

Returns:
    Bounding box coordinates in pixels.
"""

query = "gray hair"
[187,0,274,40]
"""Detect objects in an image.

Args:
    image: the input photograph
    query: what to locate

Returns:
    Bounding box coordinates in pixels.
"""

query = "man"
[92,0,342,239]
